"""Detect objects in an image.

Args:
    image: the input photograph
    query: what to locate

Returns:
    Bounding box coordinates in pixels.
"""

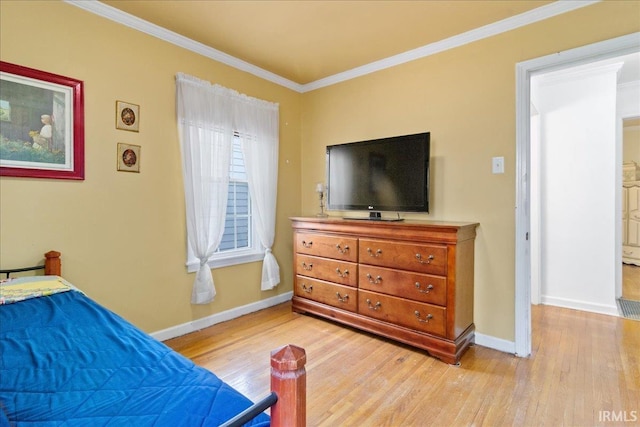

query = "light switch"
[492,157,504,174]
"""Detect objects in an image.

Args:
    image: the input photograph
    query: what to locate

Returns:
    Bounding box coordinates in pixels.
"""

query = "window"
[177,73,280,301]
[186,136,263,271]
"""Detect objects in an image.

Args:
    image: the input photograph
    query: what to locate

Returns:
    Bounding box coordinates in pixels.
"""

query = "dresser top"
[290,217,479,243]
[291,216,477,226]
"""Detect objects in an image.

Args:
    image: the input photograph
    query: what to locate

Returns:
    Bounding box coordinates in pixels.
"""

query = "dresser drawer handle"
[366,299,382,311]
[336,244,350,254]
[414,311,433,323]
[366,273,382,284]
[302,240,313,248]
[336,292,349,303]
[367,248,383,257]
[302,262,313,271]
[415,283,434,294]
[301,284,313,293]
[335,268,349,278]
[415,253,435,264]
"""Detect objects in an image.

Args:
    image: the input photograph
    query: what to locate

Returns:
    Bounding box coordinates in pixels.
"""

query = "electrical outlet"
[492,157,504,174]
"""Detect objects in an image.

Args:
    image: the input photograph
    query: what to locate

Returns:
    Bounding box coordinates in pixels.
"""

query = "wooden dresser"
[291,217,478,364]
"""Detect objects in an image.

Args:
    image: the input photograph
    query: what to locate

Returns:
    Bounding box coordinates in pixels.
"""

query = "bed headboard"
[44,251,61,276]
[0,250,61,278]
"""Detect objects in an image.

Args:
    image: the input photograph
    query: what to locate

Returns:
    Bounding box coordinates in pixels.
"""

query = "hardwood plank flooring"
[165,303,640,426]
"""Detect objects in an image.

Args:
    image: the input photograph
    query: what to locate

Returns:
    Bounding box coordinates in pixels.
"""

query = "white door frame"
[514,32,640,357]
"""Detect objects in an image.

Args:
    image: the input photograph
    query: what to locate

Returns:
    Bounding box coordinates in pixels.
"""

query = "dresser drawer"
[295,232,358,262]
[295,276,357,312]
[359,238,447,275]
[295,254,357,287]
[359,265,447,306]
[358,290,446,337]
[623,245,640,262]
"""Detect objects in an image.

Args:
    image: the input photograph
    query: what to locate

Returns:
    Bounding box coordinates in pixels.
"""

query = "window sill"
[186,251,264,272]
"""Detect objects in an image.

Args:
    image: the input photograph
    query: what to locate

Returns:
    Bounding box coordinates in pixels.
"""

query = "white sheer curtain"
[176,73,281,302]
[235,97,280,290]
[176,73,234,304]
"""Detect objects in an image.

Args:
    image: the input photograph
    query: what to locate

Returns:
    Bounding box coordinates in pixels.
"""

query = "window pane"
[236,217,249,248]
[219,216,236,251]
[236,183,249,215]
[216,137,251,254]
[226,183,236,215]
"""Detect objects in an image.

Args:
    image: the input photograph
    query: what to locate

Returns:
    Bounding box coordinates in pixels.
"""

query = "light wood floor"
[623,263,640,301]
[165,302,640,426]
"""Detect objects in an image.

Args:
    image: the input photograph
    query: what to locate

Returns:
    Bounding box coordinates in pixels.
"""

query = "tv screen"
[326,132,430,215]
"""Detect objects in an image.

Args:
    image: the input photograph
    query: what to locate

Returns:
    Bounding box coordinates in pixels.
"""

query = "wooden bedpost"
[270,344,306,427]
[44,251,61,276]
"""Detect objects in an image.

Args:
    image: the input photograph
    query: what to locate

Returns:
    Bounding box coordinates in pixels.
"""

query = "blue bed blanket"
[0,277,269,426]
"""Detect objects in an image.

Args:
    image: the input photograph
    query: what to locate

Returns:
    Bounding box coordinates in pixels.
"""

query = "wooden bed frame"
[4,250,306,427]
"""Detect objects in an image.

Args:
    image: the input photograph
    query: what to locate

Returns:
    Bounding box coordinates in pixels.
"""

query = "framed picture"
[117,143,140,173]
[0,61,84,180]
[115,101,139,132]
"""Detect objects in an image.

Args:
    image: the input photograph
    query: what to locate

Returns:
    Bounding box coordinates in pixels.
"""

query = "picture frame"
[117,143,141,173]
[0,61,85,180]
[115,101,140,132]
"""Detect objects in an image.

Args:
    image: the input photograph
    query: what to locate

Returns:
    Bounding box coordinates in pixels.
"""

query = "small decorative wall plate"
[115,101,139,132]
[117,143,140,173]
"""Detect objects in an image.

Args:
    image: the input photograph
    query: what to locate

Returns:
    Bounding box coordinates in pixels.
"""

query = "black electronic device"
[326,132,430,220]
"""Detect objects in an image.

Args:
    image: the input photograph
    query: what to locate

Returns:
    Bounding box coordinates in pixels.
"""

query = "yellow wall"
[300,0,640,341]
[2,1,639,343]
[0,1,301,332]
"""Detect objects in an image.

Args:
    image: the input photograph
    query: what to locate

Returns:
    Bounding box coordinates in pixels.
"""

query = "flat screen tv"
[326,132,430,219]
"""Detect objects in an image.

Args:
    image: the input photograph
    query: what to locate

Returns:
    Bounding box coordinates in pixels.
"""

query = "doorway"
[514,33,640,358]
[622,116,640,304]
[530,59,623,316]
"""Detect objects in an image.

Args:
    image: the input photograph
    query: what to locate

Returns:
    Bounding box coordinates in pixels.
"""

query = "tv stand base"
[343,212,404,222]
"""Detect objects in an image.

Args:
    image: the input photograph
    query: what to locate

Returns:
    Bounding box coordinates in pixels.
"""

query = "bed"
[0,251,306,427]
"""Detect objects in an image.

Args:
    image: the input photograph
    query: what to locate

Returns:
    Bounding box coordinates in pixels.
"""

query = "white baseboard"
[474,297,621,358]
[540,295,619,317]
[151,292,525,359]
[475,332,516,355]
[151,291,293,342]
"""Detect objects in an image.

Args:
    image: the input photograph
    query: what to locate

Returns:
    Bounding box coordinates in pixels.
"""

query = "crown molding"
[301,0,601,92]
[619,80,640,90]
[533,61,624,87]
[67,0,600,94]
